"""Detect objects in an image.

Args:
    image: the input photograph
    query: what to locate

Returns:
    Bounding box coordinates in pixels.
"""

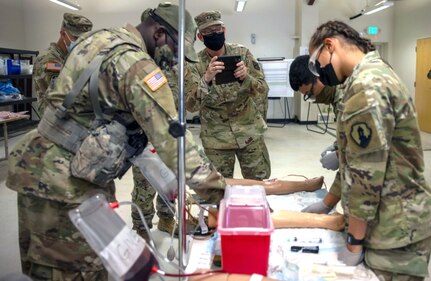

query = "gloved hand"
[337,246,364,266]
[320,144,336,157]
[301,200,332,214]
[320,150,339,170]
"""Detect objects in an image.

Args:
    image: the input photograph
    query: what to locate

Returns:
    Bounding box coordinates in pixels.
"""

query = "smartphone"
[215,55,241,85]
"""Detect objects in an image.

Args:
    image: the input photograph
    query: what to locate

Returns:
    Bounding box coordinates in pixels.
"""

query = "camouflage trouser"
[17,193,107,279]
[131,166,175,231]
[24,263,107,281]
[203,136,271,180]
[366,235,431,281]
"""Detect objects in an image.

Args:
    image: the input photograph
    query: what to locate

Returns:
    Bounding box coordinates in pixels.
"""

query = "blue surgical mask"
[66,41,76,53]
[64,32,76,53]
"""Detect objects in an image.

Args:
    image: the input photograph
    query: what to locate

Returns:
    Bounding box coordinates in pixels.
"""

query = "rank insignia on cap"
[143,69,167,92]
[350,122,372,148]
[46,62,62,72]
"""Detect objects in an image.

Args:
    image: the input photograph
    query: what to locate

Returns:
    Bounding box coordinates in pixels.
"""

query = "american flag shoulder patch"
[143,68,167,92]
[45,62,62,72]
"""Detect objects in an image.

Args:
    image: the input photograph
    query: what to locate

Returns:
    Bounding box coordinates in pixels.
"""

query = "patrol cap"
[143,3,198,62]
[194,11,224,32]
[62,13,93,37]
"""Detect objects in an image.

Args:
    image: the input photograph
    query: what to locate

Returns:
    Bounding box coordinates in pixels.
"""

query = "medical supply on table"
[218,185,273,276]
[69,194,158,281]
[290,246,320,254]
[293,237,322,243]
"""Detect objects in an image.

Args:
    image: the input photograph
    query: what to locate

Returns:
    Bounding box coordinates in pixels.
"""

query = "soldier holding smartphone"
[187,11,270,181]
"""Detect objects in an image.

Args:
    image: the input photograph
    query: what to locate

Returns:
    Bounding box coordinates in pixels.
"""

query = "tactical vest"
[37,29,148,187]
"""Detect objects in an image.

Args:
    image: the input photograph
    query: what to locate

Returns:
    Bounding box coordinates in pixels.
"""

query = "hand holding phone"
[215,55,241,85]
[203,56,224,84]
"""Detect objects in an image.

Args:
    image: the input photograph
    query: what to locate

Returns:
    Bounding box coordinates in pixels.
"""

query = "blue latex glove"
[337,246,364,266]
[301,201,332,214]
[320,144,336,157]
[320,150,339,170]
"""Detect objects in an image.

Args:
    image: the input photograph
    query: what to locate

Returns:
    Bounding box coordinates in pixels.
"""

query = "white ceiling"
[14,0,269,15]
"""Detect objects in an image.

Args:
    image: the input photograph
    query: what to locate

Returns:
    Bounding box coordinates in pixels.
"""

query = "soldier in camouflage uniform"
[187,11,271,180]
[130,9,175,239]
[308,20,431,280]
[33,13,92,115]
[289,55,343,214]
[7,3,226,280]
[130,8,202,238]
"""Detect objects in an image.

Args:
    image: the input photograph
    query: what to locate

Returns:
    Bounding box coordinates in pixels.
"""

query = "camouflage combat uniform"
[32,13,92,116]
[131,60,199,234]
[7,24,225,279]
[33,43,65,115]
[187,43,271,180]
[337,51,431,278]
[316,85,343,198]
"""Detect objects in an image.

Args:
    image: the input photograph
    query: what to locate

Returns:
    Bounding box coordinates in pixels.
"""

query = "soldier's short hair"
[289,55,315,91]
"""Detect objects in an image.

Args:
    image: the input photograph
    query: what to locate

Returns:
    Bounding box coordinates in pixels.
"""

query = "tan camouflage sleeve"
[33,59,60,115]
[184,62,207,113]
[342,92,389,221]
[120,59,225,203]
[243,49,269,118]
[328,171,341,198]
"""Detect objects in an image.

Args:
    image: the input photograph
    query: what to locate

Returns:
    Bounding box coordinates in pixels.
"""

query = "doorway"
[415,37,431,133]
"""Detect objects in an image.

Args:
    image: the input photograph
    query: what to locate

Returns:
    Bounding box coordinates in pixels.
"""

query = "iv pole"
[177,0,188,273]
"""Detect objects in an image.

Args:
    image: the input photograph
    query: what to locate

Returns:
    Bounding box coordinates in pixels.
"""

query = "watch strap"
[347,233,364,245]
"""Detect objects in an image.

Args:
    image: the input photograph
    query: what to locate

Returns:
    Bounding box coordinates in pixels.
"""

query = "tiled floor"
[1,123,430,279]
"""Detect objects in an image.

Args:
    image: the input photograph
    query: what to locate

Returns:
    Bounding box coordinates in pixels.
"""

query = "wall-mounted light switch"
[251,33,256,44]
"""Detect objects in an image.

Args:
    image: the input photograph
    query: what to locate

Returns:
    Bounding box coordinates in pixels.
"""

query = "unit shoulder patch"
[350,122,372,148]
[253,61,261,71]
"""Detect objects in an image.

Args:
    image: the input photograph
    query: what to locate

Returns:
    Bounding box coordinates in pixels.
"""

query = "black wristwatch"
[346,233,365,245]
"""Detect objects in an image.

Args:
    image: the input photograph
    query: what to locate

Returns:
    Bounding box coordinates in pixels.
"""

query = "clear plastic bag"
[69,194,158,281]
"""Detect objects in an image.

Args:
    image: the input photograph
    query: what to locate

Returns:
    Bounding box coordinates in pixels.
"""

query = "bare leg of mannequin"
[271,210,345,231]
[208,209,344,231]
[225,176,324,195]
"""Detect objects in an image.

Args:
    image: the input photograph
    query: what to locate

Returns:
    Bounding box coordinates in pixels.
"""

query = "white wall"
[0,0,25,49]
[193,0,296,59]
[392,0,431,100]
[2,0,430,117]
[318,0,394,59]
[20,0,295,60]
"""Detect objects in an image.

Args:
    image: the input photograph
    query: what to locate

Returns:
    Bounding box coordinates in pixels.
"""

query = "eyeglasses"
[308,44,324,76]
[200,25,223,36]
[303,79,316,102]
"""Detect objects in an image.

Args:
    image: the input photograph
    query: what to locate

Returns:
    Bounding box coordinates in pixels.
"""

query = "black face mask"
[316,53,341,86]
[203,32,225,51]
[154,31,178,70]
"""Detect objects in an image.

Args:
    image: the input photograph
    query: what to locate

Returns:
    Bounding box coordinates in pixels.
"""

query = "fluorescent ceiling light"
[364,1,394,15]
[235,0,247,12]
[49,0,81,11]
[350,0,394,20]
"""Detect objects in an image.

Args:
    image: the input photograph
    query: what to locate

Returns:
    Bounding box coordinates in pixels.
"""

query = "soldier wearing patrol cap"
[8,3,225,280]
[33,13,93,115]
[130,7,198,239]
[187,11,271,181]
